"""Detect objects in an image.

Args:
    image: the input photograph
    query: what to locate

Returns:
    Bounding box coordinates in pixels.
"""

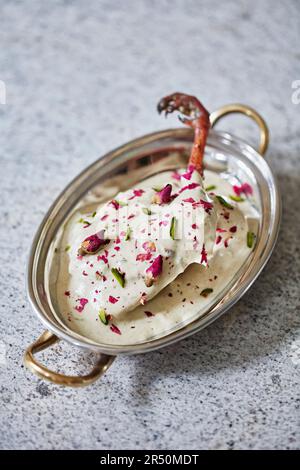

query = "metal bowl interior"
[27,128,281,355]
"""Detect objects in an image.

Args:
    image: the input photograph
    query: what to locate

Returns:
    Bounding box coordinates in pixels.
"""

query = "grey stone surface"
[0,0,299,450]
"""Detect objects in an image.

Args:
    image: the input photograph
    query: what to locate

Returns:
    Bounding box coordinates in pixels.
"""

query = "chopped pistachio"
[216,195,234,210]
[170,216,177,240]
[205,184,216,191]
[247,231,256,248]
[125,226,132,241]
[229,195,245,202]
[111,268,125,287]
[98,308,108,325]
[92,211,97,217]
[142,207,152,215]
[65,245,71,252]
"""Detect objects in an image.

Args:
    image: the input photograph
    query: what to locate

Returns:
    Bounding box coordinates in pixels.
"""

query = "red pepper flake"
[216,235,222,245]
[144,311,154,317]
[229,225,237,233]
[179,182,200,193]
[110,324,122,335]
[233,182,253,196]
[109,295,119,304]
[200,244,208,265]
[64,291,70,297]
[75,298,88,313]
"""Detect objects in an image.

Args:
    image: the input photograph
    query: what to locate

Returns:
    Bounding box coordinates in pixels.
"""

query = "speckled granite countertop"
[0,0,299,450]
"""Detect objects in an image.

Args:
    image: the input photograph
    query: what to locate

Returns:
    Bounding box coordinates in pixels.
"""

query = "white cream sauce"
[51,169,258,345]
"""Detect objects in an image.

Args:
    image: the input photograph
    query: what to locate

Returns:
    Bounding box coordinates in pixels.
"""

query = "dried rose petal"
[179,182,200,193]
[144,255,163,287]
[109,295,119,304]
[233,183,253,197]
[182,197,196,203]
[200,199,214,214]
[136,252,152,262]
[110,324,122,335]
[152,184,172,205]
[109,199,120,210]
[200,244,208,265]
[129,189,145,200]
[75,298,88,313]
[229,225,237,233]
[140,293,147,305]
[171,171,181,181]
[79,230,109,255]
[182,164,196,181]
[142,241,156,253]
[216,235,222,245]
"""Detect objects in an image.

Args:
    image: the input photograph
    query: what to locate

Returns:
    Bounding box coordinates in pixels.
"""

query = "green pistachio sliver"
[92,211,97,217]
[64,245,71,252]
[205,184,217,192]
[78,218,91,225]
[142,207,152,215]
[229,195,245,202]
[125,226,132,241]
[247,231,256,248]
[152,186,163,192]
[216,195,234,210]
[111,268,125,288]
[116,199,128,207]
[98,308,108,325]
[200,288,213,298]
[170,216,177,240]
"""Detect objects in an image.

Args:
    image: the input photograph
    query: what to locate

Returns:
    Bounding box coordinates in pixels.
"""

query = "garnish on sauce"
[144,255,163,287]
[200,288,213,298]
[98,308,108,325]
[247,231,256,248]
[79,230,110,255]
[170,216,177,240]
[111,267,126,287]
[215,195,234,210]
[229,195,245,202]
[152,184,172,205]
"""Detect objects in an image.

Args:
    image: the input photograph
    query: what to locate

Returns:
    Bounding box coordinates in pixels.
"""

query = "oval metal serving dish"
[24,104,281,387]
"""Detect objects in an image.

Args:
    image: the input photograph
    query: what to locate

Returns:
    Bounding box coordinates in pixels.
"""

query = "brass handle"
[24,330,115,387]
[210,103,269,156]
